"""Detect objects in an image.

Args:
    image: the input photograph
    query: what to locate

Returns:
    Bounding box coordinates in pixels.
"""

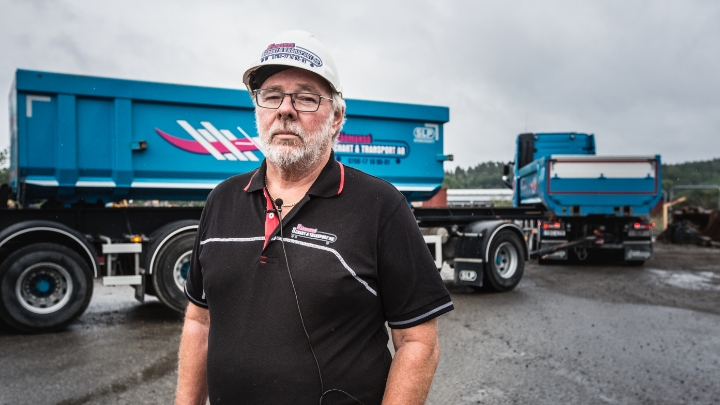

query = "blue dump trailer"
[511,133,662,264]
[8,70,447,203]
[3,70,538,333]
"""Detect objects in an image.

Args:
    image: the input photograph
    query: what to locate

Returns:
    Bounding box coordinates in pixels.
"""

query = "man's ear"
[331,106,345,133]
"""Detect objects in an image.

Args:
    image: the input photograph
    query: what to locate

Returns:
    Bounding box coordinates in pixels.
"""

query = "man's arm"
[175,303,210,405]
[382,318,440,405]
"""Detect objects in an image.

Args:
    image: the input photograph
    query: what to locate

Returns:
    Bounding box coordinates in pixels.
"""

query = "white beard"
[256,111,336,173]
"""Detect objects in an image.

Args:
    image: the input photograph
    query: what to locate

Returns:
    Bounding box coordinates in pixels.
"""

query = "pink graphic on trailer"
[155,120,263,162]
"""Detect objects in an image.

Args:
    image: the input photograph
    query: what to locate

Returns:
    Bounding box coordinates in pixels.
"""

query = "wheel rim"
[173,251,193,291]
[494,242,518,279]
[15,262,74,314]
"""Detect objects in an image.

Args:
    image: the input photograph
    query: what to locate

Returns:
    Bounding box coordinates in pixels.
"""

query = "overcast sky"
[1,0,718,168]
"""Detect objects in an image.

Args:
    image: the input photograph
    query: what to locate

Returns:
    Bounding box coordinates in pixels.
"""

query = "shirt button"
[268,213,274,219]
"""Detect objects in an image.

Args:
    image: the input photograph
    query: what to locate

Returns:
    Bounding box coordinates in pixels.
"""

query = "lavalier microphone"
[265,199,284,215]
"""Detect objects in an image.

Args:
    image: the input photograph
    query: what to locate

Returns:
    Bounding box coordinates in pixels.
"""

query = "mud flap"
[455,260,484,288]
[134,274,145,303]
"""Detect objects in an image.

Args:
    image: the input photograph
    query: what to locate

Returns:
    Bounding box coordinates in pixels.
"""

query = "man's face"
[255,67,343,171]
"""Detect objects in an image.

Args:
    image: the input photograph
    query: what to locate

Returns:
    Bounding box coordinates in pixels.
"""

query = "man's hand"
[382,318,440,405]
[175,303,210,405]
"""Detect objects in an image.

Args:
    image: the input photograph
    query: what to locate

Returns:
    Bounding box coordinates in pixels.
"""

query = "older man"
[176,31,453,405]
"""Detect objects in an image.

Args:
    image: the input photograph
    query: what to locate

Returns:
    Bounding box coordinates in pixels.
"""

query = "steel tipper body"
[1,69,450,332]
[10,70,449,203]
[513,133,662,263]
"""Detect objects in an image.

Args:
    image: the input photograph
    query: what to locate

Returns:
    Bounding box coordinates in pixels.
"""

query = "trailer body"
[10,70,448,204]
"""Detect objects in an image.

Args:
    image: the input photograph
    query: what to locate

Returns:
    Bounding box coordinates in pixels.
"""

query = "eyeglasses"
[254,89,332,112]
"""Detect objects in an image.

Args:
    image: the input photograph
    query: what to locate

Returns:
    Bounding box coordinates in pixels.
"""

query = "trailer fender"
[0,220,99,278]
[454,220,527,292]
[144,220,198,312]
[145,220,199,275]
[458,220,527,262]
[452,220,508,288]
[482,222,528,262]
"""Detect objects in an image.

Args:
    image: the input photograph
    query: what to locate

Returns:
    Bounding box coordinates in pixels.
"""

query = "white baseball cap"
[243,30,343,97]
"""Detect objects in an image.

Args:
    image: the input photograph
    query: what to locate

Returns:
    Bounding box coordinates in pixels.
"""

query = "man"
[176,30,453,405]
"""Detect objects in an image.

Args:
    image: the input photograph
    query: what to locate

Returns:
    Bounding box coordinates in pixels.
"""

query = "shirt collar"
[244,150,345,198]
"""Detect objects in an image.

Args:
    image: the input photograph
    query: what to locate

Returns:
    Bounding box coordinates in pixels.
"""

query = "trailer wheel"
[484,232,525,292]
[0,243,93,333]
[152,233,194,313]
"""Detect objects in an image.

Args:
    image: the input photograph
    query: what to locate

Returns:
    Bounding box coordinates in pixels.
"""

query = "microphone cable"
[273,198,365,405]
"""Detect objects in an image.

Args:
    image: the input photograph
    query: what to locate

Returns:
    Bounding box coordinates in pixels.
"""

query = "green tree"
[0,148,8,185]
[662,158,720,208]
[442,161,510,189]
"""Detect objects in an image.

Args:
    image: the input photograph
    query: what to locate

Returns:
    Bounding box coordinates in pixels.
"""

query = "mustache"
[268,121,305,141]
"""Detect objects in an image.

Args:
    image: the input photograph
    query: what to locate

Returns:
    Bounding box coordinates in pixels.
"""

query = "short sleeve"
[184,205,209,309]
[377,199,453,329]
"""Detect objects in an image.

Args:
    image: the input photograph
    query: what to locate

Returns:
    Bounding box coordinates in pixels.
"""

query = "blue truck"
[511,133,662,264]
[415,133,661,280]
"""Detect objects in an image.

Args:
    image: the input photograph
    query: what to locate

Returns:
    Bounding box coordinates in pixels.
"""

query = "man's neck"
[264,149,331,208]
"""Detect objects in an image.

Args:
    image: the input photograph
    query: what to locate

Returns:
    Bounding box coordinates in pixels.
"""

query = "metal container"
[514,133,662,216]
[10,70,449,204]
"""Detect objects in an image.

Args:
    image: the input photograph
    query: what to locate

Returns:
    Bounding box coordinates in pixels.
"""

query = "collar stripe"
[244,169,258,191]
[338,162,345,195]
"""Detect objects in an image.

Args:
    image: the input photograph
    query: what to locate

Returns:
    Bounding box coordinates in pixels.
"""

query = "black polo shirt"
[185,152,453,405]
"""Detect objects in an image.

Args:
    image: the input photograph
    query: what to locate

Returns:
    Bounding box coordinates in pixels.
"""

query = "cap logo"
[261,43,324,68]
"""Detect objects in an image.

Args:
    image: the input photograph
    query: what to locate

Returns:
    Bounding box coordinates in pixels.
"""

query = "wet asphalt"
[1,244,719,405]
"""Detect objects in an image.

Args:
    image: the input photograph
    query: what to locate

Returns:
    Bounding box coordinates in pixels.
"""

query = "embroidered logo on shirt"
[291,223,337,245]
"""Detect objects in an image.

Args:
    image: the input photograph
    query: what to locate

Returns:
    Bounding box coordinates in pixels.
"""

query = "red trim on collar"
[244,170,258,191]
[263,189,279,249]
[338,163,345,195]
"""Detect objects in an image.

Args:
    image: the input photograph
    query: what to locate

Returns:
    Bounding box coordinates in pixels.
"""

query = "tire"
[484,231,525,292]
[626,260,645,267]
[152,233,194,313]
[0,243,93,333]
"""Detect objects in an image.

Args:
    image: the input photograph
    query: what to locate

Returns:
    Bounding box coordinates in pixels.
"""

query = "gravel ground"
[1,243,718,404]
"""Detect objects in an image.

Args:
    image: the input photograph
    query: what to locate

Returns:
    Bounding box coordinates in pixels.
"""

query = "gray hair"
[331,91,347,141]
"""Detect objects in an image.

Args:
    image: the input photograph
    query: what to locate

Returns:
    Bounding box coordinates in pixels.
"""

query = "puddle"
[648,269,720,292]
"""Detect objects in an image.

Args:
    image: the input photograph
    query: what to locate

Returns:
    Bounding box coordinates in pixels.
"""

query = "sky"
[1,0,718,169]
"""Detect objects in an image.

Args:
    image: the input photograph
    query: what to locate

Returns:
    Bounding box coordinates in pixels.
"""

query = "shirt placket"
[263,188,279,250]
